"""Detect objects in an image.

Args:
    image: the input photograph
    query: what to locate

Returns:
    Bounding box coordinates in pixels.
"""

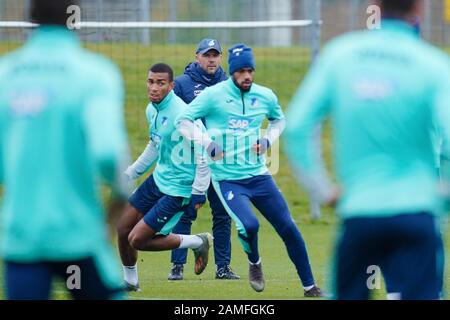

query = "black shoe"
[123,281,141,292]
[216,265,240,280]
[248,262,265,292]
[304,285,326,298]
[168,264,184,281]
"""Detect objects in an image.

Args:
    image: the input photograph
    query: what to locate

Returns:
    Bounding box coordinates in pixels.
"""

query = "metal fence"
[0,0,319,47]
[321,0,450,46]
[1,0,449,47]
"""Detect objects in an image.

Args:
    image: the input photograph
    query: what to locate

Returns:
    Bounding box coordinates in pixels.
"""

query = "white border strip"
[0,20,315,29]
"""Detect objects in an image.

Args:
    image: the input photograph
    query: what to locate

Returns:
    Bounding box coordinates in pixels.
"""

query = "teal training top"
[176,78,284,181]
[0,27,129,288]
[146,90,197,198]
[285,20,450,219]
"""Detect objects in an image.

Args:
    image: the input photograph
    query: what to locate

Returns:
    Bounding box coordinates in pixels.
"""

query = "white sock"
[304,284,315,291]
[123,264,139,286]
[249,258,261,265]
[178,234,203,249]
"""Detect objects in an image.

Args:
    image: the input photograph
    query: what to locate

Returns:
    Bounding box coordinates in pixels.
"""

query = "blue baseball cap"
[196,38,222,54]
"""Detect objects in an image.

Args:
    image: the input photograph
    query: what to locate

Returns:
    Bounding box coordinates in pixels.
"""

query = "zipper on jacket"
[241,91,246,115]
[154,112,159,130]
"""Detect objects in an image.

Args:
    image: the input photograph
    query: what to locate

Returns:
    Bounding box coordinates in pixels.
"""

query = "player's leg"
[382,213,441,300]
[211,180,263,291]
[128,195,212,275]
[116,205,143,267]
[5,261,53,299]
[249,175,320,296]
[128,195,188,251]
[208,185,239,279]
[334,218,382,300]
[168,204,198,280]
[116,174,163,290]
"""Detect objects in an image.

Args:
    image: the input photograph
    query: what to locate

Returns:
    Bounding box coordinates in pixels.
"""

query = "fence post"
[311,0,321,62]
[310,0,323,220]
[140,0,150,45]
[168,0,176,44]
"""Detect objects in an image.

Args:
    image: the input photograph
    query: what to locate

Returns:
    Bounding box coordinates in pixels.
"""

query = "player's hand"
[191,194,207,210]
[252,138,270,155]
[207,141,224,161]
[124,167,138,181]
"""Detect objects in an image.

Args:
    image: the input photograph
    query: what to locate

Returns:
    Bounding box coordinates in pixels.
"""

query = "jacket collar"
[28,26,80,49]
[226,77,253,95]
[379,19,419,37]
[152,90,174,112]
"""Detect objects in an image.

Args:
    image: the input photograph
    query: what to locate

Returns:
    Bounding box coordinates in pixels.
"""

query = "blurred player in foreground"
[0,0,130,299]
[285,0,450,299]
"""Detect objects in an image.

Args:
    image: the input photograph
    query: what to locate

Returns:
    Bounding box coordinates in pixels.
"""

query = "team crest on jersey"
[228,116,254,131]
[250,97,259,107]
[161,116,169,126]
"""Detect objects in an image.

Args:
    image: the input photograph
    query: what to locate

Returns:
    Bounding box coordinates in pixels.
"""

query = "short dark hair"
[149,63,174,82]
[31,0,78,25]
[380,0,418,16]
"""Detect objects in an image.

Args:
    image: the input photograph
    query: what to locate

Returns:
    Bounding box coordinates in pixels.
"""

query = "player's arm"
[433,61,450,184]
[0,127,3,185]
[190,120,211,210]
[190,125,211,210]
[124,139,159,180]
[253,94,286,155]
[284,46,339,206]
[0,109,3,185]
[176,88,223,160]
[82,62,132,202]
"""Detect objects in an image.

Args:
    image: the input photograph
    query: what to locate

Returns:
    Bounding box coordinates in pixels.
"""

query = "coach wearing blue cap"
[174,38,227,104]
[169,39,239,281]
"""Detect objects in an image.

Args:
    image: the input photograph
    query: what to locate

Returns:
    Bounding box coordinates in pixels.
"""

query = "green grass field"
[0,42,449,300]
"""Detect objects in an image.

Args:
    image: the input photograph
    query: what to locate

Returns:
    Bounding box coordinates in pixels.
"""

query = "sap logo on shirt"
[228,116,253,131]
[194,90,203,97]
